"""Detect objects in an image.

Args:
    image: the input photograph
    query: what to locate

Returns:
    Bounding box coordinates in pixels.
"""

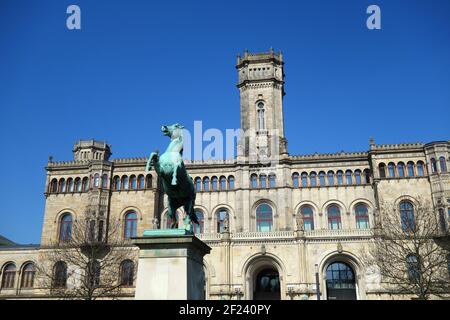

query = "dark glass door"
[326,262,357,300]
[253,268,280,300]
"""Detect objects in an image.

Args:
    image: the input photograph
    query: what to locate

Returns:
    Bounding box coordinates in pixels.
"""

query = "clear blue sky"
[0,0,449,244]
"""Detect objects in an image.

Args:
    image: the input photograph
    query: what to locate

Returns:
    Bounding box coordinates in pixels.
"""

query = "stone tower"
[236,49,288,161]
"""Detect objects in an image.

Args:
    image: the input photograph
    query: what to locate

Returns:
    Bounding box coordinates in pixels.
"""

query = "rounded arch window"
[325,262,356,300]
[219,176,227,190]
[336,171,344,185]
[300,206,314,231]
[416,161,425,176]
[138,175,145,189]
[399,201,415,232]
[1,263,16,289]
[193,210,204,234]
[211,177,218,191]
[59,213,73,242]
[124,211,138,239]
[256,203,273,232]
[327,171,335,186]
[216,209,229,233]
[292,173,299,188]
[203,177,210,191]
[228,176,235,190]
[21,262,35,288]
[397,162,405,177]
[130,175,137,190]
[195,177,202,192]
[52,261,67,288]
[355,203,369,229]
[407,162,415,177]
[327,205,342,230]
[440,156,447,172]
[120,260,135,287]
[310,172,317,187]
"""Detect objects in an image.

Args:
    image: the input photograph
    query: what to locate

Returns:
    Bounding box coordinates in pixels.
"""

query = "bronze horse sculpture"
[146,123,199,229]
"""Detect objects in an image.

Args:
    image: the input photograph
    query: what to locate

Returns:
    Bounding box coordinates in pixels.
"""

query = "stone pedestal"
[133,230,211,300]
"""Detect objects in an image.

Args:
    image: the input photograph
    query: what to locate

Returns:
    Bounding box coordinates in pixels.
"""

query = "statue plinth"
[133,231,211,300]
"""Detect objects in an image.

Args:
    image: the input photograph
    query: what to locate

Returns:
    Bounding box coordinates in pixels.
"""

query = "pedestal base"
[133,230,211,300]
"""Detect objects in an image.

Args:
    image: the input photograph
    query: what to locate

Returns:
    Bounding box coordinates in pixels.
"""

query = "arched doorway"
[253,268,280,300]
[325,262,357,300]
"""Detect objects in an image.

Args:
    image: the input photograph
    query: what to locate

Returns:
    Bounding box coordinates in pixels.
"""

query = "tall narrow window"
[346,170,352,185]
[256,204,273,232]
[228,176,235,190]
[407,255,420,282]
[292,173,299,188]
[145,174,152,189]
[114,176,121,191]
[397,163,405,177]
[50,179,58,193]
[203,177,210,191]
[94,173,100,187]
[319,172,326,187]
[216,209,229,233]
[122,176,129,190]
[124,211,137,239]
[440,156,447,172]
[21,263,35,288]
[75,178,81,192]
[269,174,276,188]
[301,172,308,187]
[193,210,204,234]
[53,261,67,288]
[337,171,344,185]
[220,176,227,190]
[431,158,437,173]
[251,174,258,189]
[400,201,415,232]
[364,169,371,184]
[211,177,218,191]
[310,172,317,187]
[260,175,267,188]
[82,177,89,191]
[354,170,361,185]
[355,204,369,229]
[130,175,137,190]
[195,177,202,192]
[379,163,386,178]
[67,178,74,192]
[1,263,16,289]
[327,205,342,230]
[59,213,73,242]
[417,161,425,176]
[257,102,265,130]
[388,163,396,177]
[120,260,134,287]
[407,162,415,177]
[138,175,145,189]
[59,179,66,192]
[301,206,314,231]
[327,171,335,186]
[101,174,108,188]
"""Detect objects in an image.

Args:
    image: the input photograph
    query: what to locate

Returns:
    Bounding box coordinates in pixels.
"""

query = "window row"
[1,262,36,289]
[430,156,448,174]
[292,170,371,188]
[378,161,426,179]
[112,174,153,191]
[250,174,277,189]
[194,176,235,192]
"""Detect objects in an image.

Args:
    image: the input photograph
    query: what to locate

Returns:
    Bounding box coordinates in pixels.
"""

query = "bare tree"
[363,198,450,300]
[37,218,137,300]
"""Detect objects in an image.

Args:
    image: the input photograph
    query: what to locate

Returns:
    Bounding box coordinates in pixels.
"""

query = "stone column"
[133,230,211,300]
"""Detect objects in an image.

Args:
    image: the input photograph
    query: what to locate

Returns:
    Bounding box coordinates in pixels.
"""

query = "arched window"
[319,172,326,187]
[400,201,415,232]
[216,209,229,233]
[1,263,16,289]
[113,176,121,191]
[82,177,89,192]
[337,171,344,185]
[75,178,81,192]
[355,204,369,229]
[120,260,134,287]
[138,175,145,189]
[416,161,425,176]
[260,175,267,188]
[327,171,335,186]
[220,176,227,191]
[124,211,137,239]
[50,179,58,193]
[59,178,66,192]
[327,205,342,230]
[363,169,371,184]
[53,261,67,288]
[310,172,317,187]
[145,174,152,189]
[193,210,204,234]
[67,178,74,192]
[388,163,396,178]
[195,177,202,192]
[122,176,129,190]
[326,262,356,300]
[251,174,258,189]
[407,162,415,177]
[440,156,447,172]
[269,174,276,188]
[431,158,437,173]
[93,173,100,187]
[203,177,210,191]
[397,162,405,177]
[21,262,35,288]
[406,255,420,282]
[301,172,308,187]
[379,163,386,178]
[345,170,352,185]
[292,173,299,188]
[257,101,265,130]
[59,213,73,242]
[102,174,108,188]
[228,176,235,190]
[87,260,100,287]
[354,170,361,185]
[130,175,137,190]
[300,206,314,231]
[211,177,218,191]
[256,204,273,232]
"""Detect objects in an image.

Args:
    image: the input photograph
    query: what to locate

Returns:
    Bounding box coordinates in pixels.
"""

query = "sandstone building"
[1,50,449,300]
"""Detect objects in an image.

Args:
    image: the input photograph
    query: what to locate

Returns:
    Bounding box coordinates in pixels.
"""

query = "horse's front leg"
[167,198,179,229]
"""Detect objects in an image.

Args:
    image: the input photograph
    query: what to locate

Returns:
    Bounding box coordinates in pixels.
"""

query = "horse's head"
[161,123,184,139]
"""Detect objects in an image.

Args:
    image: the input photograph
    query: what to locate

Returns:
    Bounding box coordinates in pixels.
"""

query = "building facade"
[1,50,449,300]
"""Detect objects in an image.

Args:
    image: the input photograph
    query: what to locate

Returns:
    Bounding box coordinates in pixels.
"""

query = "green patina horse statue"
[146,123,199,230]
